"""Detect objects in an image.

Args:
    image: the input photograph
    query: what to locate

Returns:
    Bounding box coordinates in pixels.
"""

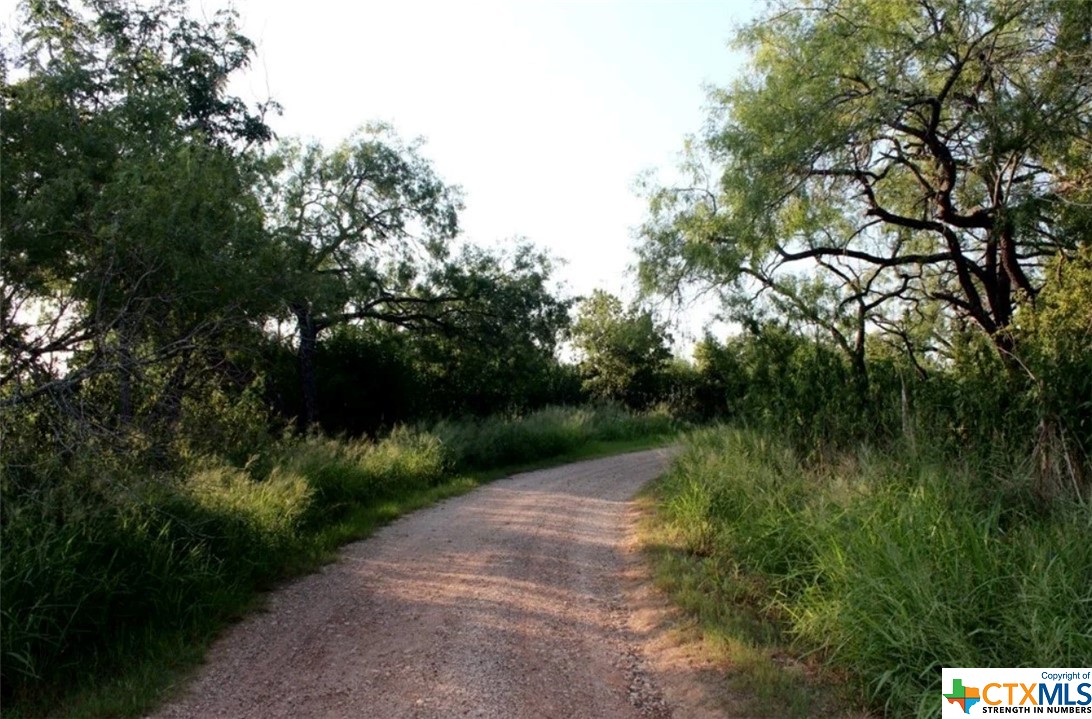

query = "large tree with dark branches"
[639,0,1092,371]
[262,127,463,427]
[1,0,279,455]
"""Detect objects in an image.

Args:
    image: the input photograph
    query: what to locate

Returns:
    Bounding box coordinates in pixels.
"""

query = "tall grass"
[0,467,314,710]
[278,427,447,517]
[433,403,677,470]
[654,426,1092,718]
[0,404,675,715]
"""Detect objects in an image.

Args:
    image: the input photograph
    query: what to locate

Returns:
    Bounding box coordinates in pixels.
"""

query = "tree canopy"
[262,127,463,426]
[639,0,1092,366]
[1,0,279,452]
[1,0,583,444]
[571,290,672,409]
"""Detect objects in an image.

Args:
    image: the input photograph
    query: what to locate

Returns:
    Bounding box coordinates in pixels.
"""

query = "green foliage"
[263,133,583,430]
[572,290,672,409]
[262,325,421,436]
[655,359,706,422]
[688,325,892,451]
[266,126,462,325]
[685,315,1087,478]
[656,427,1092,718]
[1,0,280,471]
[264,126,463,426]
[260,244,581,436]
[0,464,312,707]
[0,406,672,713]
[639,0,1092,374]
[277,429,447,516]
[181,466,314,552]
[1017,245,1092,498]
[0,2,677,713]
[639,2,1092,711]
[2,0,276,353]
[433,404,677,470]
[412,243,578,417]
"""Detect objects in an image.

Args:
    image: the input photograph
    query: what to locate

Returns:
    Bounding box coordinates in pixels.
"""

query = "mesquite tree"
[1,0,278,455]
[263,128,462,427]
[639,0,1092,371]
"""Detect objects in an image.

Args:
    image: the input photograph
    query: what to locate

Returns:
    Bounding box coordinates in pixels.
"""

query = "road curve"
[152,448,677,719]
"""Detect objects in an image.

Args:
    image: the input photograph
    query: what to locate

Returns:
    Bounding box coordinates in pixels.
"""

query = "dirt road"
[153,448,717,719]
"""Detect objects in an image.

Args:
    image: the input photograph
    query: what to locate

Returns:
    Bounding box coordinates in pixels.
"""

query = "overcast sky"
[3,0,761,347]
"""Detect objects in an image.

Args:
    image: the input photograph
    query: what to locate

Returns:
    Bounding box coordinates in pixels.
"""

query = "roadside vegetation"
[1,405,676,717]
[648,426,1090,718]
[638,300,1091,718]
[0,2,683,714]
[635,1,1092,717]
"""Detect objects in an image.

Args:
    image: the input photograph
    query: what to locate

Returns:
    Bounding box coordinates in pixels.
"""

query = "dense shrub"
[276,428,447,516]
[1,465,312,703]
[689,325,896,451]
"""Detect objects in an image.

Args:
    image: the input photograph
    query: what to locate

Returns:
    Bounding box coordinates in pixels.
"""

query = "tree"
[262,128,462,427]
[410,243,576,416]
[571,291,671,409]
[639,0,1092,369]
[1,0,278,458]
[262,242,577,433]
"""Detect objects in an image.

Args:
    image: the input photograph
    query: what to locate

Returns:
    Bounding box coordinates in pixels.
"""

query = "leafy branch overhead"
[639,0,1092,365]
[1,0,280,434]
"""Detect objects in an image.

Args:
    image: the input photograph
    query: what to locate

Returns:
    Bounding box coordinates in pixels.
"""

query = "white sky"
[229,0,758,347]
[2,0,760,348]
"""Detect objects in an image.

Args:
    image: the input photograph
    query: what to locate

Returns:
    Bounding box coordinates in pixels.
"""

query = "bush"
[277,428,447,518]
[178,465,313,559]
[2,404,673,710]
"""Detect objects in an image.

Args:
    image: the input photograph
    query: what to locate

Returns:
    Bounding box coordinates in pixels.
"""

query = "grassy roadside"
[643,425,1091,719]
[3,407,677,719]
[633,488,861,718]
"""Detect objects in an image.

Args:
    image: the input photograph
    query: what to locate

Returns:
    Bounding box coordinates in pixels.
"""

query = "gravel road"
[151,448,712,719]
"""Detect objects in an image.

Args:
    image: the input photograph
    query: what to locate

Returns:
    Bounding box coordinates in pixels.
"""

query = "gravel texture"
[151,448,698,719]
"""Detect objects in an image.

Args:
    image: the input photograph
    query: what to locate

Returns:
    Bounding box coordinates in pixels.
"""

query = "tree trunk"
[295,308,320,430]
[900,374,916,450]
[991,328,1025,380]
[851,313,870,406]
